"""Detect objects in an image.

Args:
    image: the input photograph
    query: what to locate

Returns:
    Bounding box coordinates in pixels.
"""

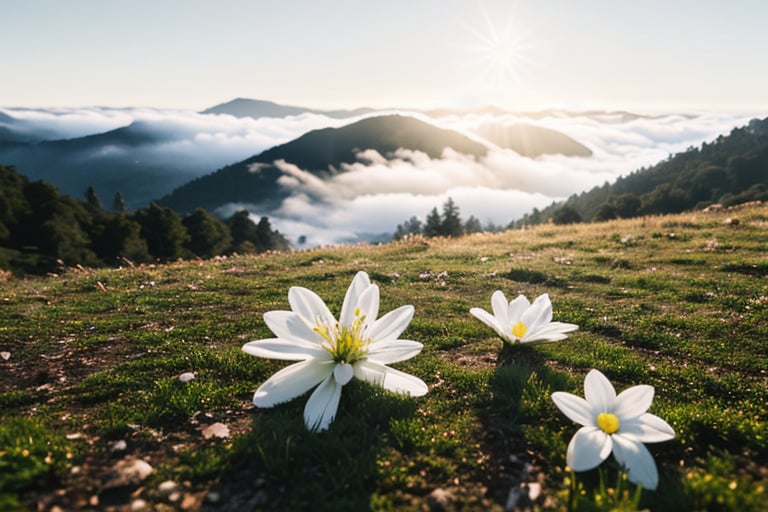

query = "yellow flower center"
[314,307,370,364]
[597,413,620,434]
[511,321,527,339]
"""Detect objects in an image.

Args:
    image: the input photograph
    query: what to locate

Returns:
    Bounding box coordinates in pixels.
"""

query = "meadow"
[1,203,767,511]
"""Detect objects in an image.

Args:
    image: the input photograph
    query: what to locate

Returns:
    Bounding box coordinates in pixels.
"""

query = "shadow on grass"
[202,381,419,511]
[485,344,696,511]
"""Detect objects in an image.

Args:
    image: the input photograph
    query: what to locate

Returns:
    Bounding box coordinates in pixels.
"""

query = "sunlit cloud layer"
[1,105,758,247]
[249,111,757,246]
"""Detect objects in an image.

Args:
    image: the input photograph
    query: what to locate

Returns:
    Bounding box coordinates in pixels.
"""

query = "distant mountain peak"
[201,97,376,120]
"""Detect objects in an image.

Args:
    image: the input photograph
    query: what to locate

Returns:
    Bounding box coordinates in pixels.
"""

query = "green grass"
[1,204,768,510]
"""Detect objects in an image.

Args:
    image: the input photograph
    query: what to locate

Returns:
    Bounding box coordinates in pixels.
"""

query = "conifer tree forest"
[0,165,290,275]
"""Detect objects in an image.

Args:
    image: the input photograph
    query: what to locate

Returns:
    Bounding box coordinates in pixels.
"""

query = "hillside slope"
[515,117,768,225]
[1,203,767,510]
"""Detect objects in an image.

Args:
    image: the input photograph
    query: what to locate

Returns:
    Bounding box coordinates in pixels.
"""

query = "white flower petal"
[469,307,510,341]
[253,360,333,408]
[584,369,616,413]
[366,339,423,364]
[522,324,573,343]
[552,391,595,426]
[612,434,659,490]
[356,284,380,330]
[358,361,428,396]
[566,426,612,471]
[303,375,342,432]
[491,290,511,327]
[340,271,372,325]
[528,322,579,340]
[368,305,414,342]
[333,363,354,386]
[621,413,676,443]
[242,339,327,360]
[288,286,335,327]
[353,360,386,386]
[521,294,553,332]
[507,294,531,323]
[614,384,654,420]
[263,310,324,344]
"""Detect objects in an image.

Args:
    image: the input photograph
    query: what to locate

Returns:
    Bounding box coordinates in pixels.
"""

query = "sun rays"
[457,4,538,93]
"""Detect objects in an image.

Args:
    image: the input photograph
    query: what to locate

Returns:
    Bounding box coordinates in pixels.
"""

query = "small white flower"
[243,271,428,431]
[551,369,675,490]
[470,291,578,344]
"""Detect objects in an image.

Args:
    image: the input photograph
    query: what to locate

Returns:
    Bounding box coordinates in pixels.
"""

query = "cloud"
[253,110,759,246]
[1,106,365,160]
[3,104,760,247]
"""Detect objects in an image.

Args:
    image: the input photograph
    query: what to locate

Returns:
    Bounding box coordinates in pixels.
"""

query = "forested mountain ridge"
[514,117,768,226]
[158,114,489,213]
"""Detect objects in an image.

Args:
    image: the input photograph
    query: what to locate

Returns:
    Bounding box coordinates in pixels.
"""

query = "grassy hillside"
[1,203,767,511]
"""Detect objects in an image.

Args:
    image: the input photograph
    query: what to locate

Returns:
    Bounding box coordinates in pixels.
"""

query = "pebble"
[179,372,196,382]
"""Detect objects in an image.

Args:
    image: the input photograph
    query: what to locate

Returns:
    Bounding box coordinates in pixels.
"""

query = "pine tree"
[182,208,232,259]
[423,207,442,237]
[112,192,127,212]
[464,215,482,234]
[134,202,190,260]
[441,197,463,237]
[85,186,102,210]
[393,216,422,240]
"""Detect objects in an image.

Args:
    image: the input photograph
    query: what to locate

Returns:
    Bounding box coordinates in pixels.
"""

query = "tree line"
[0,165,290,275]
[392,198,504,240]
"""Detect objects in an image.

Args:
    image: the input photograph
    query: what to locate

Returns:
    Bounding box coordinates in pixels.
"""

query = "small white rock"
[131,499,147,511]
[158,480,181,500]
[110,440,128,452]
[200,422,230,440]
[179,372,195,383]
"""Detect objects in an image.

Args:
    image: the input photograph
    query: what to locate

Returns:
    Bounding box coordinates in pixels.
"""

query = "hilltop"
[157,114,489,213]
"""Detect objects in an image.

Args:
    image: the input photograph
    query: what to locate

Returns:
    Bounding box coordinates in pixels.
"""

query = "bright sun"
[459,6,535,93]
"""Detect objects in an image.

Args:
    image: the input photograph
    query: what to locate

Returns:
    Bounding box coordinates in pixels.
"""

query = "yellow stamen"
[597,413,620,434]
[314,309,370,364]
[511,321,527,339]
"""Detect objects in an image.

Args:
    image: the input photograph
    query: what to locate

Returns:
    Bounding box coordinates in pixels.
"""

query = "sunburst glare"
[459,5,537,93]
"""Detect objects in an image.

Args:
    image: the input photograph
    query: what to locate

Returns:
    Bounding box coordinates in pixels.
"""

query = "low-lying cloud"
[251,110,761,246]
[2,104,762,247]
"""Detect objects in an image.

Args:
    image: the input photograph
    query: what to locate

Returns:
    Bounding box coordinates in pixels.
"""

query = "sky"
[3,0,768,112]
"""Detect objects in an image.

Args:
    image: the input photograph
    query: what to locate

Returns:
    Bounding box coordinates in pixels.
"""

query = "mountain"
[158,114,490,213]
[473,123,592,158]
[0,111,58,144]
[513,117,768,226]
[0,119,269,209]
[201,97,377,119]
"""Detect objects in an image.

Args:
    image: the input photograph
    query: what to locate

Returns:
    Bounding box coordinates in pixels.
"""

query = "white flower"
[470,291,578,344]
[243,271,428,431]
[551,369,675,490]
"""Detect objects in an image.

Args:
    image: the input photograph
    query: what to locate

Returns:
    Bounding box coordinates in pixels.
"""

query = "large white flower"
[470,291,578,344]
[243,271,428,431]
[551,369,675,490]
